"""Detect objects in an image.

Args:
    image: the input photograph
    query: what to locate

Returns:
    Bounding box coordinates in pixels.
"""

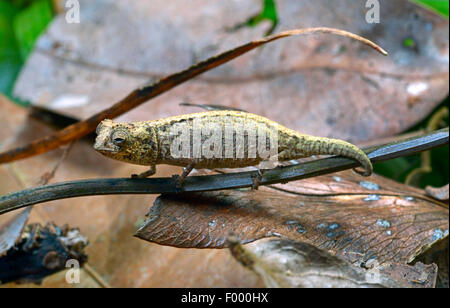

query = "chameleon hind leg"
[132,165,156,178]
[251,159,280,190]
[172,160,196,189]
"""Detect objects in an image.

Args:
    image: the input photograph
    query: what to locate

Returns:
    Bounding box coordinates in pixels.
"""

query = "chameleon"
[94,110,372,188]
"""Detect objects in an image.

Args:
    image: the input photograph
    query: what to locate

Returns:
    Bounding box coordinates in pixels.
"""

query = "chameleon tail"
[300,136,373,176]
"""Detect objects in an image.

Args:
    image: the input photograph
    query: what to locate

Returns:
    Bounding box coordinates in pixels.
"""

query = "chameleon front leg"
[132,165,156,178]
[251,168,266,190]
[173,160,196,189]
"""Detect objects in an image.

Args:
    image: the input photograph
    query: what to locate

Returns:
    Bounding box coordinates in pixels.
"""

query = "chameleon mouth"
[94,145,120,153]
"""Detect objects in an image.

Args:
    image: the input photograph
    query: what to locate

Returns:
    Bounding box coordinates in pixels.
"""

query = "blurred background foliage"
[0,0,448,189]
[0,0,53,99]
[374,0,449,188]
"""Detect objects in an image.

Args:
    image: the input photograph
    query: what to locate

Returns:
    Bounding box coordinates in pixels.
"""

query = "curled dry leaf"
[135,170,448,267]
[228,237,437,288]
[425,184,449,201]
[14,0,448,143]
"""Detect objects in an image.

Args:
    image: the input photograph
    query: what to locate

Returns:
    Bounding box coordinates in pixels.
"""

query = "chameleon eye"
[111,130,128,146]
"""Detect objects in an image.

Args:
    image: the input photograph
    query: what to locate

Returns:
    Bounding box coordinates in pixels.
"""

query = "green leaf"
[0,1,22,96]
[13,0,53,59]
[246,0,278,35]
[421,145,449,187]
[413,0,449,18]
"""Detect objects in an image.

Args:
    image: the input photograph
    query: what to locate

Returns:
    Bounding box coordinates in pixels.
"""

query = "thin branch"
[36,142,74,186]
[0,127,447,215]
[0,27,387,164]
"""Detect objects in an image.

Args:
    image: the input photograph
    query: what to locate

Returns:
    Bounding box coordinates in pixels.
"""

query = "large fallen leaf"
[136,171,448,266]
[13,0,449,142]
[426,184,449,201]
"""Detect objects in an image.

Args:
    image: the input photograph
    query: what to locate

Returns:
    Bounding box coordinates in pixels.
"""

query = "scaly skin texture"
[94,110,372,176]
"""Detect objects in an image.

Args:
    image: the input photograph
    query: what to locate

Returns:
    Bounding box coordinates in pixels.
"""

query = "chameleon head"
[94,119,158,165]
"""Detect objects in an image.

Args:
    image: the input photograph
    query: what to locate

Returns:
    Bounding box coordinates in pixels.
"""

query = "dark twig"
[0,128,447,215]
[36,142,74,186]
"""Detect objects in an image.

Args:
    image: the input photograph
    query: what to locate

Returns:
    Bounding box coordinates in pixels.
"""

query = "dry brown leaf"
[375,262,437,288]
[0,223,88,284]
[136,171,448,266]
[426,184,449,201]
[228,237,437,288]
[14,0,449,142]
